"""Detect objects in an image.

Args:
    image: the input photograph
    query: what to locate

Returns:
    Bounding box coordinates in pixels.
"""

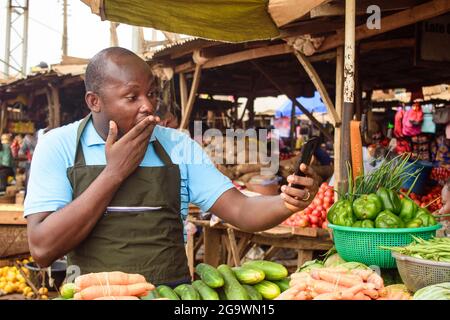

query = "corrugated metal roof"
[150,37,216,59]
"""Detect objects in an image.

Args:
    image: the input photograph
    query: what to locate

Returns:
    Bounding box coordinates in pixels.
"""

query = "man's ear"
[85,91,101,113]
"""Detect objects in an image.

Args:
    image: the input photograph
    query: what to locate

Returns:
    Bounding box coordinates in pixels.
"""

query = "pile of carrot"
[73,271,155,300]
[276,267,387,300]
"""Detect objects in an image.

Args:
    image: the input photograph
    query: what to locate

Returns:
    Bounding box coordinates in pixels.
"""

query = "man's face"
[96,55,159,136]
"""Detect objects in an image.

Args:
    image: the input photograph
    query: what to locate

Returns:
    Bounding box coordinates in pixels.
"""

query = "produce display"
[54,261,289,301]
[382,236,450,262]
[0,257,49,300]
[401,185,443,213]
[328,156,437,229]
[413,282,450,300]
[282,182,334,228]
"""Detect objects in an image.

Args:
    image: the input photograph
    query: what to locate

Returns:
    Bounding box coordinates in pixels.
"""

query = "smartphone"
[291,136,320,189]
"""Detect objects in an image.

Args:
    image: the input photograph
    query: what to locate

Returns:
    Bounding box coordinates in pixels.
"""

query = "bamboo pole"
[179,64,202,130]
[340,0,356,194]
[293,50,341,127]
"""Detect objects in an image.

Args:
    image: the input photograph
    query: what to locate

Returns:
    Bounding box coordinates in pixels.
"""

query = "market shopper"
[25,47,320,286]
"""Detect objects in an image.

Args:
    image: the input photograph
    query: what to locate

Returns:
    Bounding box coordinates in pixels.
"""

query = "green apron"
[66,114,190,285]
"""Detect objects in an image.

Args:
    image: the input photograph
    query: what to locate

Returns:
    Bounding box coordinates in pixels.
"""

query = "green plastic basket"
[328,223,442,268]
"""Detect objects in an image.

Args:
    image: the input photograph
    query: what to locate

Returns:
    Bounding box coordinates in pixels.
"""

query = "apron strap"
[153,139,174,166]
[74,113,92,167]
[74,114,173,167]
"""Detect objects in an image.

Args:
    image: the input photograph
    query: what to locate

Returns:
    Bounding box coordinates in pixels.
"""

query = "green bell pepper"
[399,197,418,223]
[376,187,402,215]
[415,208,437,227]
[352,221,363,228]
[405,218,423,228]
[361,219,375,228]
[352,193,383,220]
[375,210,405,228]
[328,200,355,227]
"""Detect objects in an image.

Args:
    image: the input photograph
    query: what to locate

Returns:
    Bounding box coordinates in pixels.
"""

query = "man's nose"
[140,96,154,114]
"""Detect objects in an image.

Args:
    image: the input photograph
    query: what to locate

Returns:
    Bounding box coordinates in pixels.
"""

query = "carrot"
[353,292,371,300]
[77,283,154,300]
[349,269,375,281]
[276,284,307,300]
[367,273,384,289]
[340,283,374,300]
[313,292,341,300]
[94,296,140,300]
[308,279,347,294]
[316,270,364,288]
[294,291,311,300]
[362,289,379,299]
[75,272,147,291]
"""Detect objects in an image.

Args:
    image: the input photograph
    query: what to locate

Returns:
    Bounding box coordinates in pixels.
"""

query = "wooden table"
[0,204,29,265]
[186,214,333,277]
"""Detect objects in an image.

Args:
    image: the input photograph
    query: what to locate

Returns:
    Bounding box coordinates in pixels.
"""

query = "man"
[25,47,319,287]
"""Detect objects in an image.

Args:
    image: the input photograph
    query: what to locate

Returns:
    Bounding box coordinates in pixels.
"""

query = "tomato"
[303,207,313,215]
[313,198,323,207]
[323,196,332,204]
[309,215,319,224]
[324,190,334,198]
[311,224,319,228]
[311,210,321,217]
[318,194,324,201]
[322,221,328,229]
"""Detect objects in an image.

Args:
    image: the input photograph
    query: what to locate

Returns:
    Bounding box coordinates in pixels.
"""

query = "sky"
[0,0,166,78]
[0,0,286,112]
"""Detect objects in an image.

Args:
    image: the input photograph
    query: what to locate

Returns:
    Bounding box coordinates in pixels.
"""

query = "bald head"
[84,47,152,95]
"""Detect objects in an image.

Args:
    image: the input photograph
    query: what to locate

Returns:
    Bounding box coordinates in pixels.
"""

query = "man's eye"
[148,91,158,99]
[126,96,137,101]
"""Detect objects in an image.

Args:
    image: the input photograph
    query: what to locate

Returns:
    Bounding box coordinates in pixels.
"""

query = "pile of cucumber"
[144,260,290,300]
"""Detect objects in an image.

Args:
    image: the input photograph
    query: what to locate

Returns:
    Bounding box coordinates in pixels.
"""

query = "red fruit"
[318,194,324,201]
[323,196,332,204]
[304,207,313,215]
[298,217,309,227]
[325,190,334,198]
[313,198,323,207]
[312,210,321,217]
[309,215,319,224]
[322,221,328,229]
[311,224,319,228]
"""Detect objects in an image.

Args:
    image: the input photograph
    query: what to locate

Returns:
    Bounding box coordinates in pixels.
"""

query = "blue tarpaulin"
[275,91,327,118]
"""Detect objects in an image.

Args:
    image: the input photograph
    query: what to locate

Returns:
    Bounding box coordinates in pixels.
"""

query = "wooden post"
[340,0,356,194]
[110,22,119,47]
[180,64,201,130]
[251,61,332,141]
[334,46,344,197]
[186,233,195,280]
[179,72,188,119]
[203,226,222,267]
[354,42,362,121]
[293,51,341,127]
[227,228,241,267]
[50,85,61,128]
[0,102,6,134]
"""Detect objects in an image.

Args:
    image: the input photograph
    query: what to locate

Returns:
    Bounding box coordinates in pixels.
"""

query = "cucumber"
[195,263,224,288]
[192,280,220,300]
[232,266,265,284]
[253,280,281,300]
[243,260,288,281]
[217,264,249,300]
[217,287,227,300]
[174,284,201,300]
[272,278,290,292]
[140,289,160,300]
[157,285,180,300]
[243,285,262,300]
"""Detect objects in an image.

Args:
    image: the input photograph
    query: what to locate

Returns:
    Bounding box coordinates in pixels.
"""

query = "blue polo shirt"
[24,118,234,232]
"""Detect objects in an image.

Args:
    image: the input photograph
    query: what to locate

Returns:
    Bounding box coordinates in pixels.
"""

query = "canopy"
[80,0,328,43]
[275,91,327,118]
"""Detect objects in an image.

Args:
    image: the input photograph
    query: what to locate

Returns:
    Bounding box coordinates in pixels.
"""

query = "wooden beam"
[186,233,195,280]
[319,0,450,53]
[203,226,222,267]
[293,51,341,126]
[48,84,61,128]
[227,228,241,267]
[179,64,202,130]
[310,0,424,18]
[175,61,195,74]
[268,0,329,27]
[251,61,333,141]
[334,47,343,199]
[179,73,188,118]
[202,44,292,71]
